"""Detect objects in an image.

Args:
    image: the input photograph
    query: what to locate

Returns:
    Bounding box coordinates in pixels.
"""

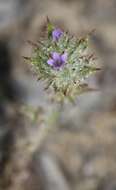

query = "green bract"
[30,22,99,103]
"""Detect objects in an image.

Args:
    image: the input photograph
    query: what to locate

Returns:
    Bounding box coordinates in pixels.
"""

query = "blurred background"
[1,0,116,190]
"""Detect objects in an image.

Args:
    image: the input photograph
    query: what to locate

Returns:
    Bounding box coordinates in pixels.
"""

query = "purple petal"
[52,28,63,41]
[47,59,54,66]
[52,52,60,61]
[61,52,68,62]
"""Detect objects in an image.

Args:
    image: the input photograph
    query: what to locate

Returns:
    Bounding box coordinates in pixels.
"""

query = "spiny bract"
[30,21,99,103]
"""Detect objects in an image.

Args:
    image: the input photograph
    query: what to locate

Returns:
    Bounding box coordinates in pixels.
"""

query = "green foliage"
[30,22,99,103]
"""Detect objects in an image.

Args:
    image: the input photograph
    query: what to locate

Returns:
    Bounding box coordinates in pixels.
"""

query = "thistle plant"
[29,20,99,103]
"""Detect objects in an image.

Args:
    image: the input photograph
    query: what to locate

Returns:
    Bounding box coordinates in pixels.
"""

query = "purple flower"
[52,28,63,41]
[47,52,68,70]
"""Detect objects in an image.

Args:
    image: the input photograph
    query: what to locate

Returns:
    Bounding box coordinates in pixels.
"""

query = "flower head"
[52,28,63,41]
[47,52,68,70]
